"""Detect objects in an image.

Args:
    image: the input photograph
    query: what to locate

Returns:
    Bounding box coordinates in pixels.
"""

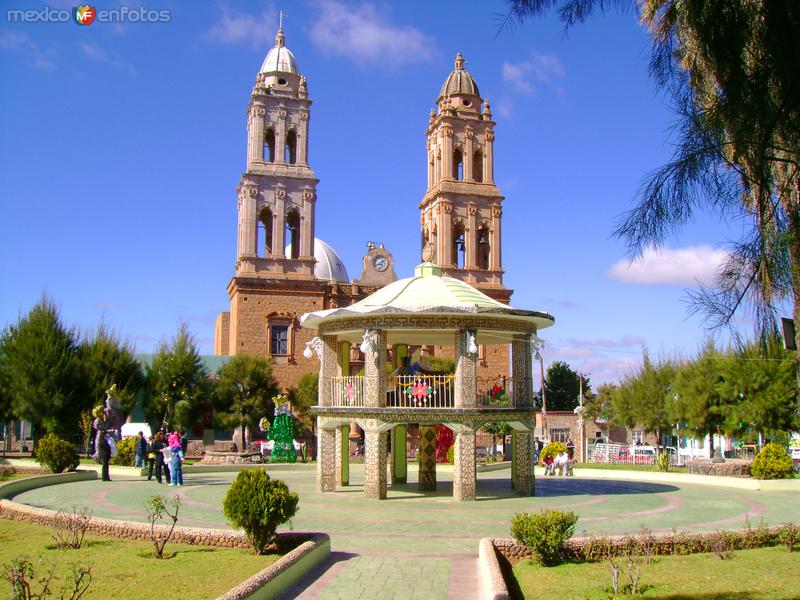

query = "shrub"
[511,509,578,565]
[655,450,670,472]
[110,437,137,466]
[51,507,93,550]
[539,441,567,465]
[223,469,299,554]
[35,434,79,474]
[751,443,793,479]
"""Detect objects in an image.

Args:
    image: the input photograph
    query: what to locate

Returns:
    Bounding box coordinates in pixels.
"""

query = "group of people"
[541,438,576,477]
[134,429,188,486]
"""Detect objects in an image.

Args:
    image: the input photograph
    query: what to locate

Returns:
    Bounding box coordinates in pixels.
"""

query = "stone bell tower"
[235,25,317,279]
[420,53,511,304]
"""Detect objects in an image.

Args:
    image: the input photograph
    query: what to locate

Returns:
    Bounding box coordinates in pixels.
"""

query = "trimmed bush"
[539,441,568,465]
[35,433,79,473]
[511,509,578,565]
[751,443,793,480]
[111,437,137,466]
[223,469,299,554]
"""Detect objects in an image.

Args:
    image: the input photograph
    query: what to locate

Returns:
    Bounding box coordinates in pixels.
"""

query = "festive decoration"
[92,384,124,460]
[258,417,270,432]
[435,424,454,463]
[267,395,296,463]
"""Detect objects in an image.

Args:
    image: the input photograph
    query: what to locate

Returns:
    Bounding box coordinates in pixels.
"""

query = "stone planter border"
[0,471,330,599]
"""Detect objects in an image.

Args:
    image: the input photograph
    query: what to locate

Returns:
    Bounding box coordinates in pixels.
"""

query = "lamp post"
[534,349,547,440]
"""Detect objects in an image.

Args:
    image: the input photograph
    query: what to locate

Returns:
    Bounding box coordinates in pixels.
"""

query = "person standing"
[134,431,147,469]
[151,431,169,484]
[97,432,112,482]
[566,438,575,460]
[169,435,184,487]
[146,434,157,480]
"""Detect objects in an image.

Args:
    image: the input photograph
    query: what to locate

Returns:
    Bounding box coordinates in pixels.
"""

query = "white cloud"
[309,0,435,66]
[79,42,136,74]
[502,51,564,95]
[0,30,56,70]
[543,339,643,385]
[608,245,728,286]
[204,6,276,49]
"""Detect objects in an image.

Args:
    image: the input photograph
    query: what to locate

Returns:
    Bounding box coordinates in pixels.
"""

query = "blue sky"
[0,0,761,385]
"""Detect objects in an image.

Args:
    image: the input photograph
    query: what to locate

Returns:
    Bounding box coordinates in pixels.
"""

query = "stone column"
[465,205,476,269]
[275,110,286,164]
[335,425,349,487]
[239,188,257,259]
[418,424,437,491]
[439,202,453,269]
[512,430,535,496]
[442,128,453,179]
[490,205,502,271]
[274,191,286,259]
[298,113,309,164]
[455,329,477,408]
[453,429,476,501]
[363,329,387,408]
[364,429,388,499]
[318,335,338,407]
[316,427,336,492]
[464,131,474,181]
[485,129,495,183]
[392,425,407,484]
[301,191,314,258]
[248,105,265,167]
[511,334,533,407]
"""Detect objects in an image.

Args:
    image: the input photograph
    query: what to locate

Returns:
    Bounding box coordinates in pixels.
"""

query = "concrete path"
[7,461,800,599]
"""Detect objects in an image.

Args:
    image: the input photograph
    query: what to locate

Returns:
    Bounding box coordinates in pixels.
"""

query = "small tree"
[144,495,181,559]
[545,361,590,412]
[213,355,278,436]
[223,469,299,554]
[511,509,578,565]
[751,443,794,480]
[35,434,79,474]
[290,372,319,434]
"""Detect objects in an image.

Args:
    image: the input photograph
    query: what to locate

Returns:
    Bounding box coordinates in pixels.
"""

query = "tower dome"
[438,52,480,100]
[285,238,350,283]
[260,27,299,74]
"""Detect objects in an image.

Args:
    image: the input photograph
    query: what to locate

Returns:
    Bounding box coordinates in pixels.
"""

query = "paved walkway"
[7,461,800,599]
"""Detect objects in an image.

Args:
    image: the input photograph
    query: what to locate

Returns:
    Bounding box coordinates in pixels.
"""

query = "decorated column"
[364,428,388,499]
[318,335,338,407]
[511,430,535,496]
[316,427,336,492]
[335,426,349,487]
[418,424,437,491]
[363,328,387,408]
[455,328,478,408]
[392,425,407,484]
[511,334,533,407]
[453,427,476,501]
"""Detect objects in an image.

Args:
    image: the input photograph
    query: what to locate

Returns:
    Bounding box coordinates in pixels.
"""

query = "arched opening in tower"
[285,130,297,164]
[285,208,300,259]
[476,223,490,269]
[472,150,483,183]
[452,222,466,269]
[453,149,464,181]
[258,207,273,256]
[264,128,276,163]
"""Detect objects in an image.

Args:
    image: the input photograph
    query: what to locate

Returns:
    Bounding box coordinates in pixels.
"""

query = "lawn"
[0,518,281,599]
[512,546,800,599]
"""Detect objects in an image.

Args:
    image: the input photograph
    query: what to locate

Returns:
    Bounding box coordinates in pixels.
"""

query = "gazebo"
[300,262,554,500]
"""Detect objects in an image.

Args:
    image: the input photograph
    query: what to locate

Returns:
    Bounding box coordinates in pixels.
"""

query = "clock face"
[373,255,389,272]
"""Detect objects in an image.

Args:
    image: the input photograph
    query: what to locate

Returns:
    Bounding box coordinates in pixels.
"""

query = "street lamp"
[534,346,547,440]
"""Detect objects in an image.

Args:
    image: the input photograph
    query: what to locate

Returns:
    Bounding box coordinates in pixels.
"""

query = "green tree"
[504,0,800,410]
[718,337,798,439]
[544,361,590,411]
[214,355,278,433]
[80,324,144,416]
[673,342,735,457]
[145,323,209,430]
[289,372,318,435]
[1,296,85,439]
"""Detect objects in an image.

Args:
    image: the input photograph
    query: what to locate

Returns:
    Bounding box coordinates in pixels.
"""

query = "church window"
[285,209,300,259]
[258,208,273,256]
[452,223,465,269]
[269,325,289,355]
[285,130,297,164]
[473,150,483,183]
[453,149,463,181]
[264,128,276,163]
[476,224,490,269]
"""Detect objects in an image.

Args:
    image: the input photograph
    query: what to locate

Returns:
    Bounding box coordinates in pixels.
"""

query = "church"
[214,26,514,391]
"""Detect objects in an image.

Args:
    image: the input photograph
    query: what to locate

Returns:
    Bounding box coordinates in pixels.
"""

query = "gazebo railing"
[329,376,365,407]
[388,374,454,408]
[325,375,534,409]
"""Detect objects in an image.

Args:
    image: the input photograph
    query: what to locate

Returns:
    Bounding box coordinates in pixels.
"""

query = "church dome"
[260,27,299,74]
[285,238,350,283]
[438,52,480,99]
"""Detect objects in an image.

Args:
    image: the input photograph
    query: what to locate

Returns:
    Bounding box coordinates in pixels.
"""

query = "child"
[543,454,555,476]
[167,431,184,486]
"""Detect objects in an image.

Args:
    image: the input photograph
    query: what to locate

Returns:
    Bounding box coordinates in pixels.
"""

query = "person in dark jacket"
[97,432,112,482]
[134,431,147,468]
[149,431,170,484]
[179,430,189,456]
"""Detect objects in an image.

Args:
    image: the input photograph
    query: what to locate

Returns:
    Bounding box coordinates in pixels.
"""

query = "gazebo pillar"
[512,429,535,496]
[455,328,477,408]
[511,333,533,406]
[418,424,437,491]
[363,328,387,408]
[452,426,477,501]
[316,335,339,492]
[364,427,388,499]
[391,425,407,484]
[337,341,350,486]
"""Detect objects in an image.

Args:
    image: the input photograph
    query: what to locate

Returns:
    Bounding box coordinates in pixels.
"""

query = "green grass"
[511,546,800,599]
[0,472,38,482]
[577,462,689,473]
[0,518,281,599]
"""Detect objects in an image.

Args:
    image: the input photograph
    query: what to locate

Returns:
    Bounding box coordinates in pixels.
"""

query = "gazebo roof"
[301,263,554,343]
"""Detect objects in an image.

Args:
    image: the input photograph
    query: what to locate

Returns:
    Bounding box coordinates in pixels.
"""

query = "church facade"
[214,29,513,391]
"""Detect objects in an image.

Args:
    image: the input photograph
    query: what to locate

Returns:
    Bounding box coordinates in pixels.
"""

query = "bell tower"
[235,25,317,279]
[420,53,510,303]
